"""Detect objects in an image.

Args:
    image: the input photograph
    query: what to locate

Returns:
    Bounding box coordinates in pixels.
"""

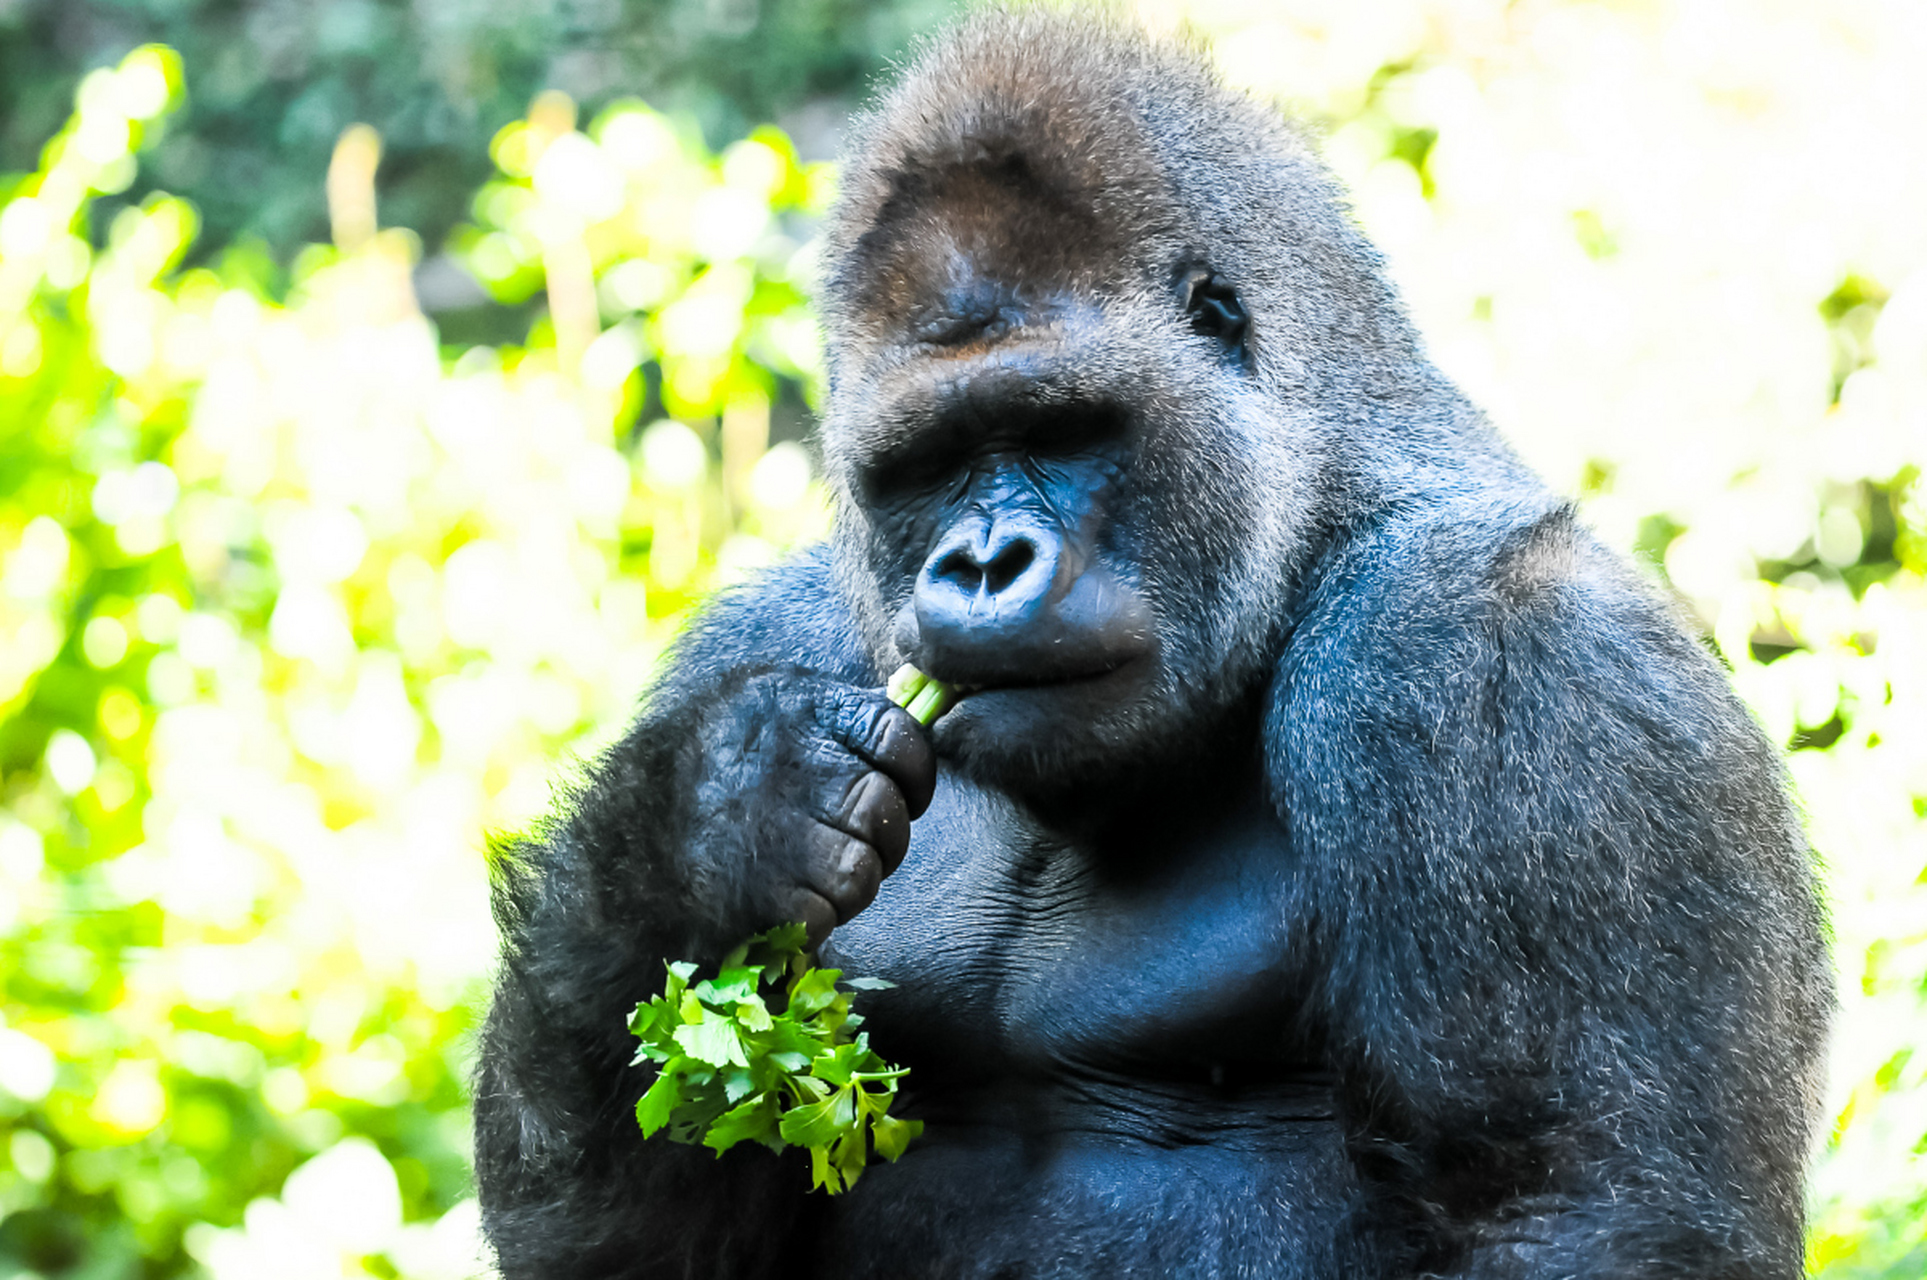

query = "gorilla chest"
[814,776,1350,1280]
[823,773,1315,1076]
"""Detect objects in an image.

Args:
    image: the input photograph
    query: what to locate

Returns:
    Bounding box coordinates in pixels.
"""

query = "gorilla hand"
[688,672,936,947]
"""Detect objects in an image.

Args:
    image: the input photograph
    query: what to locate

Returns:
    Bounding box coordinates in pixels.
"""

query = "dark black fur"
[474,13,1829,1278]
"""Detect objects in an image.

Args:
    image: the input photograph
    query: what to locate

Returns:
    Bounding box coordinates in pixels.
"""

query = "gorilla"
[474,12,1830,1279]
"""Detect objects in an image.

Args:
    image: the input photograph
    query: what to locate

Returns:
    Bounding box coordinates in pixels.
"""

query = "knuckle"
[824,771,866,828]
[809,828,882,921]
[814,773,911,875]
[816,685,908,762]
[780,886,837,947]
[864,702,915,759]
[868,704,920,763]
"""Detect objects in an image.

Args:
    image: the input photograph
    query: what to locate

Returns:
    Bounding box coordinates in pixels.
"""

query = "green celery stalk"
[887,663,956,725]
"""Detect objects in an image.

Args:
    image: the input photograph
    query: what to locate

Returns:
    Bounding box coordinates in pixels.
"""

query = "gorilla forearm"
[475,975,808,1280]
[475,558,920,1277]
[474,700,799,1277]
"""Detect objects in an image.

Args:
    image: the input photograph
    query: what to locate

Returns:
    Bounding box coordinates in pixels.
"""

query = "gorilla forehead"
[817,11,1422,429]
[823,18,1190,296]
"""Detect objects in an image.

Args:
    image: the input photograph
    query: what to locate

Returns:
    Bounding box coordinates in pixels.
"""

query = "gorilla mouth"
[939,654,1144,699]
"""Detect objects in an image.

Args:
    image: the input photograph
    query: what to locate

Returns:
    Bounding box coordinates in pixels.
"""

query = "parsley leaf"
[629,925,923,1194]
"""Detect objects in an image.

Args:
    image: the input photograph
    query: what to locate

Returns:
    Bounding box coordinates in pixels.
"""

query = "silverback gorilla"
[474,11,1831,1278]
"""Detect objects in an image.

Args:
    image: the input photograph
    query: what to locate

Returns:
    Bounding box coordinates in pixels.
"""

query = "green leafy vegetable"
[629,924,922,1195]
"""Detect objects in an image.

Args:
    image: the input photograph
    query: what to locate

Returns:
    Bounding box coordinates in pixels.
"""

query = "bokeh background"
[1,0,1923,1276]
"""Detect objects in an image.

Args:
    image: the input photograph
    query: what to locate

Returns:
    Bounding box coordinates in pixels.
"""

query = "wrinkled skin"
[473,13,1830,1280]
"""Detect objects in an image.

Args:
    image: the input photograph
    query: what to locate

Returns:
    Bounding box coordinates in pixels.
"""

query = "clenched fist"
[683,671,937,947]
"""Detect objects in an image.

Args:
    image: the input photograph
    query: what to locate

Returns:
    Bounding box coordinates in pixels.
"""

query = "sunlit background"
[0,1,1922,1276]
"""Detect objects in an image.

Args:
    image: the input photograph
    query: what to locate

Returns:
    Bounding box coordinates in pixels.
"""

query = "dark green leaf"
[788,967,845,1018]
[636,1067,684,1136]
[830,1126,868,1188]
[748,1019,822,1062]
[788,1074,832,1102]
[695,966,761,1005]
[809,1142,838,1194]
[778,1086,856,1149]
[704,1092,780,1154]
[872,1114,922,1162]
[760,921,809,954]
[722,1065,759,1103]
[810,1040,873,1087]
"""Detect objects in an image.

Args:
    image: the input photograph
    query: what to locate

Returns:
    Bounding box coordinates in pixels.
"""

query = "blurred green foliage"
[0,0,959,264]
[0,44,832,1279]
[0,5,1925,1279]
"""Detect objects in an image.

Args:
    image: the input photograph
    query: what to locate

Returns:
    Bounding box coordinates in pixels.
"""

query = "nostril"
[982,539,1035,595]
[932,547,985,591]
[922,525,1053,606]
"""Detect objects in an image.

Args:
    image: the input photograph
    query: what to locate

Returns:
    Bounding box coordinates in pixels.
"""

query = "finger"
[816,770,913,874]
[779,884,839,951]
[815,687,937,818]
[801,822,884,924]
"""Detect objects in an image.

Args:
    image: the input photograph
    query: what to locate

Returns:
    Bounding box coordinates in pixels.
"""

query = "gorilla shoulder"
[649,544,872,700]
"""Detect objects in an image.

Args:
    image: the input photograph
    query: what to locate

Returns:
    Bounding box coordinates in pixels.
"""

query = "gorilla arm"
[473,547,896,1280]
[1269,504,1829,1279]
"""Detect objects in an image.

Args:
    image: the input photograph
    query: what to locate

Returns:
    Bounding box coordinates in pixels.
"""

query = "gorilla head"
[814,16,1445,790]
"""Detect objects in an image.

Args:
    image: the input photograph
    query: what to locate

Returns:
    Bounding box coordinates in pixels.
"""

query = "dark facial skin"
[866,389,1157,764]
[835,255,1273,799]
[873,266,1249,699]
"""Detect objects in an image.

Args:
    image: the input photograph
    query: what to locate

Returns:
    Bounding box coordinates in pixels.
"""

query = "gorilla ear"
[1178,267,1249,364]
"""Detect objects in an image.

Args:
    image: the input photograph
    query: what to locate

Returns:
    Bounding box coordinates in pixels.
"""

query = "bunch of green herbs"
[628,921,923,1194]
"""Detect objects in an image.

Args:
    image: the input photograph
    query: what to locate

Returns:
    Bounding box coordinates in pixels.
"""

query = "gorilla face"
[819,147,1319,792]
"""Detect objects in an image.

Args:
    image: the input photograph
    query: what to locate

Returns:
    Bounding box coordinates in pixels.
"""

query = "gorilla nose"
[920,522,1057,624]
[905,517,1155,687]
